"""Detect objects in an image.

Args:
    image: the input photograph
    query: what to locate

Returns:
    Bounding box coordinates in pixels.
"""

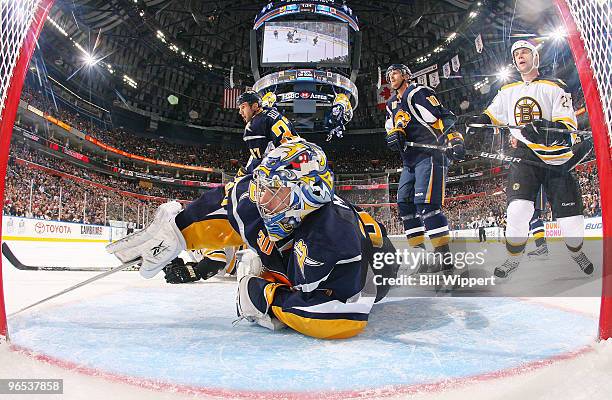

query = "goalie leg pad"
[106,201,187,278]
[236,275,287,331]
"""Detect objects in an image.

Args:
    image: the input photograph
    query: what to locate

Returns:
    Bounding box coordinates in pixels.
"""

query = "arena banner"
[446,217,603,241]
[84,135,216,173]
[545,217,602,238]
[112,166,223,188]
[2,215,111,243]
[336,183,388,191]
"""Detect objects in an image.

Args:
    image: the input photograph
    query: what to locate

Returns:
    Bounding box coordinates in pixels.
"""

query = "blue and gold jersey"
[385,84,457,166]
[175,174,393,338]
[243,107,299,172]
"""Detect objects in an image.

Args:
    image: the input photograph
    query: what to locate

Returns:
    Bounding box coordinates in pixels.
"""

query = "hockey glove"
[521,122,540,143]
[465,114,492,135]
[445,131,466,161]
[164,257,201,283]
[106,201,186,278]
[527,119,577,145]
[163,257,226,283]
[386,128,406,152]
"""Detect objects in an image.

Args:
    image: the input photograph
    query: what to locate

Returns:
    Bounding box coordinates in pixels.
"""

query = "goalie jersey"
[484,77,577,165]
[385,83,457,167]
[175,175,396,338]
[243,107,298,172]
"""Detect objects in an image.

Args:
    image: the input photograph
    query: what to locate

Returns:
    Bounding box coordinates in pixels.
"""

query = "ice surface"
[1,239,611,399]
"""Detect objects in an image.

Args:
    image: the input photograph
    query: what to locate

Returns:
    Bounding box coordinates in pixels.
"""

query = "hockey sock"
[529,210,546,248]
[400,203,425,248]
[419,205,451,259]
[558,215,585,253]
[505,200,534,258]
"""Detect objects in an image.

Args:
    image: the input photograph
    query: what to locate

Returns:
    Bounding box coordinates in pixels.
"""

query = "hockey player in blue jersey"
[384,63,465,271]
[107,139,399,339]
[237,90,299,172]
[159,90,299,283]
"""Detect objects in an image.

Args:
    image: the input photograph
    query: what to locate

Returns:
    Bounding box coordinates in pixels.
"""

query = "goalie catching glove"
[106,201,186,278]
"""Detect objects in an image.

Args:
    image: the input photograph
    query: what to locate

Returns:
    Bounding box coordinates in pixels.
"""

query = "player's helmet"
[253,139,334,241]
[236,91,262,107]
[511,40,540,71]
[385,63,412,83]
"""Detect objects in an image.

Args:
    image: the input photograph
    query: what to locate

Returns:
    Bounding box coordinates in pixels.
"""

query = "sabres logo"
[394,109,411,128]
[294,239,323,274]
[514,96,542,125]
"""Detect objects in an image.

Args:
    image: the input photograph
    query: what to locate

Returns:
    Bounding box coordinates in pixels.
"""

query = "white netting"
[336,176,399,233]
[0,0,41,122]
[564,0,612,148]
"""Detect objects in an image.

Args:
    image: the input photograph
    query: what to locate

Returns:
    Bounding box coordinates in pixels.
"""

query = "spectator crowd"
[10,83,601,234]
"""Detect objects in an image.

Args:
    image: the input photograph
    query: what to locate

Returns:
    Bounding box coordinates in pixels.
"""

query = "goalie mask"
[253,139,334,241]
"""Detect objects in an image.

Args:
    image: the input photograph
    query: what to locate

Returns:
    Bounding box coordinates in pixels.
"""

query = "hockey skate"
[527,243,549,260]
[494,258,521,279]
[571,251,594,275]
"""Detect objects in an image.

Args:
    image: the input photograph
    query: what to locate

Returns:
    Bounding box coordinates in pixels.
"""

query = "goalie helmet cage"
[0,1,610,342]
[0,0,54,339]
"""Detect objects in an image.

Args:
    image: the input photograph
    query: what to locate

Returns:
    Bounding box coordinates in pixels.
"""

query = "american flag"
[222,77,241,109]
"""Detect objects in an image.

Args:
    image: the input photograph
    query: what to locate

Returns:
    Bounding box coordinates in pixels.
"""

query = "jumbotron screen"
[262,21,349,65]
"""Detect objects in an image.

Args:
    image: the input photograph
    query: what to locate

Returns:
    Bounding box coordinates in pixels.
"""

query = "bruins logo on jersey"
[514,96,542,125]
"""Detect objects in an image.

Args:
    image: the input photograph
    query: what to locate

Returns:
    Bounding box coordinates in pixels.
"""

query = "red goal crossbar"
[0,0,54,339]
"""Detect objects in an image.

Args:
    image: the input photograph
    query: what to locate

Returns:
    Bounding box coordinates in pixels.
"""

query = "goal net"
[0,0,53,339]
[556,0,612,340]
[336,175,396,232]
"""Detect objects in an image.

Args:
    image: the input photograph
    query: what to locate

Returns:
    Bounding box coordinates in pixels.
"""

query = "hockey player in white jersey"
[467,40,593,278]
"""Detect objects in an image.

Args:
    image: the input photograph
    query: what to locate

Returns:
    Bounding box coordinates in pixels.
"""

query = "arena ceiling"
[35,0,571,129]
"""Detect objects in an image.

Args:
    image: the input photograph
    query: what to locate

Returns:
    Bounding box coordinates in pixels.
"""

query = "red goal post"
[0,0,54,340]
[555,0,612,340]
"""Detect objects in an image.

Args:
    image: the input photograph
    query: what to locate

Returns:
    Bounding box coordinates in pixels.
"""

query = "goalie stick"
[2,242,112,271]
[7,255,142,317]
